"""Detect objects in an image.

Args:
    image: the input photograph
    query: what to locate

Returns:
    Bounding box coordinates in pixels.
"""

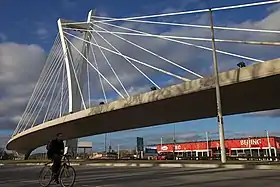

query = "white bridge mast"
[57,10,95,157]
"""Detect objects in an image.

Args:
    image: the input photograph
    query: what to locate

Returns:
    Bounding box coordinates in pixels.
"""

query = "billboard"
[157,137,278,152]
[137,137,144,152]
[78,141,93,148]
[145,148,157,154]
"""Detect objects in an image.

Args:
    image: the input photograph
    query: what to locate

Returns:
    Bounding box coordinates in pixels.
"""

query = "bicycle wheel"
[39,166,53,187]
[59,165,76,187]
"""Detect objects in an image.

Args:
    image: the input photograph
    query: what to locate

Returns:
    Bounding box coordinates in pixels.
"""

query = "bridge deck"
[7,58,280,153]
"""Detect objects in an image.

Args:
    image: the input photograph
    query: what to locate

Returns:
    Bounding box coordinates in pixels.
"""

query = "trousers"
[51,154,62,177]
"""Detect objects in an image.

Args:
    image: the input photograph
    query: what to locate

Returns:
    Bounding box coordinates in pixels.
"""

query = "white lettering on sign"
[175,145,181,150]
[240,139,261,146]
[161,146,168,151]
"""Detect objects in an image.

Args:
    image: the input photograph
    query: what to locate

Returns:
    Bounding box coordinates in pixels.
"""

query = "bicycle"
[39,154,76,187]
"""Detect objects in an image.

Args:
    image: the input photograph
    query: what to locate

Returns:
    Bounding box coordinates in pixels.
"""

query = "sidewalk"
[81,162,280,170]
[1,161,280,170]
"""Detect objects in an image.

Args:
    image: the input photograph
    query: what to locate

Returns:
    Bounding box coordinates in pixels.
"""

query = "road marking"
[255,165,280,170]
[223,164,245,169]
[139,163,153,167]
[184,164,219,168]
[113,163,128,167]
[159,163,183,168]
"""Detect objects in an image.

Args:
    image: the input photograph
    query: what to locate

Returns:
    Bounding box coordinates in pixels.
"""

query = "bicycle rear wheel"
[59,165,76,187]
[39,166,53,187]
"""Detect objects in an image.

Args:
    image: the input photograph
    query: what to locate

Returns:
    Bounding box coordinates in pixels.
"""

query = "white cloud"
[1,3,280,147]
[67,3,280,116]
[0,134,10,147]
[246,109,280,118]
[36,28,49,39]
[0,42,46,134]
[0,33,7,42]
[127,85,151,95]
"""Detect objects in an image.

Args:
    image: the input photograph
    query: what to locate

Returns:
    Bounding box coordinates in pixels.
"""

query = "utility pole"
[206,132,209,157]
[265,130,272,159]
[173,124,176,160]
[249,137,252,158]
[104,133,107,153]
[117,144,120,159]
[209,9,226,164]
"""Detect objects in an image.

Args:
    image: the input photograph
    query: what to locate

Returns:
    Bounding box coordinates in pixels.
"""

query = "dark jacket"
[47,139,64,158]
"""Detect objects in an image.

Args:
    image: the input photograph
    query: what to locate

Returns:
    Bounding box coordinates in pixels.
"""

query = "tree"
[0,148,9,160]
[0,147,4,159]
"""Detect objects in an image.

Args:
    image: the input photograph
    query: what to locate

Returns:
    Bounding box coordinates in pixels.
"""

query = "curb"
[1,162,280,170]
[222,164,246,169]
[184,164,219,168]
[255,165,280,170]
[81,163,280,170]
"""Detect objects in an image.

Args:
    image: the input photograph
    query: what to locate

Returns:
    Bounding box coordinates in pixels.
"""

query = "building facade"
[157,136,280,158]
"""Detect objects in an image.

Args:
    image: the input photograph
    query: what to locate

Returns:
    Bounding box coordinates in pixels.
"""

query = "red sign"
[157,137,278,152]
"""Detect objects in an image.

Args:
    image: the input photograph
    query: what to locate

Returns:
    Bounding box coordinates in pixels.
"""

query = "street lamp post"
[248,137,252,158]
[104,133,107,153]
[117,144,120,159]
[265,130,272,159]
[206,132,209,157]
[209,9,227,163]
[173,124,176,160]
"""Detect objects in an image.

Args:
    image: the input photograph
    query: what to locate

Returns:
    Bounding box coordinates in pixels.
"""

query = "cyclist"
[46,133,64,184]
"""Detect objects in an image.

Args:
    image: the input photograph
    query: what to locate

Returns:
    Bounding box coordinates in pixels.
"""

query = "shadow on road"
[87,168,252,186]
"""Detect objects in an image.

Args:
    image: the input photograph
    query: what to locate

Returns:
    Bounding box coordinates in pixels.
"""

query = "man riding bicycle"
[46,133,64,184]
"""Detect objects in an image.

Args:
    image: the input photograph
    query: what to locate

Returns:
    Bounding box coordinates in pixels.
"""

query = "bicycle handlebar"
[62,154,71,158]
[61,154,71,161]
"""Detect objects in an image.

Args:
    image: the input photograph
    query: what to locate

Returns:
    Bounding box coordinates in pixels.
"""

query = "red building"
[157,136,280,158]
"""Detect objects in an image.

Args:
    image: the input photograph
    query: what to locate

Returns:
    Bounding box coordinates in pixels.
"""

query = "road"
[0,165,279,187]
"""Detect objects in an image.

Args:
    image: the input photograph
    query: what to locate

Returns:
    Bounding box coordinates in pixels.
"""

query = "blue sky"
[0,0,280,152]
[0,0,273,47]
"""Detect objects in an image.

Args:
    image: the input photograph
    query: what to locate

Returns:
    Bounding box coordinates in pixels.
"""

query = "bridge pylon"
[57,9,95,157]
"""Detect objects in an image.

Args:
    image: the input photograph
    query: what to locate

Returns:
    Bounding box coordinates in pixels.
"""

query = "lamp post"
[117,144,120,159]
[104,133,107,153]
[206,132,209,157]
[265,130,272,159]
[237,62,246,68]
[173,124,176,160]
[248,136,252,158]
[209,9,226,163]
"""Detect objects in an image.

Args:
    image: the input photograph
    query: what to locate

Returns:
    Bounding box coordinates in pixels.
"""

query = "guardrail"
[1,156,279,164]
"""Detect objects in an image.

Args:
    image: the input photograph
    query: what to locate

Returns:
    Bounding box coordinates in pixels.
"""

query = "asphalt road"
[0,165,279,187]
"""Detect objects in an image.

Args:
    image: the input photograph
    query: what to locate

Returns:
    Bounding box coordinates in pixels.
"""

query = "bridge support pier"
[57,10,95,158]
[24,150,32,160]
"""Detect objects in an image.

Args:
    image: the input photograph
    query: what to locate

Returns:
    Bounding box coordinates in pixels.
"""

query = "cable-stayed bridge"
[5,0,280,162]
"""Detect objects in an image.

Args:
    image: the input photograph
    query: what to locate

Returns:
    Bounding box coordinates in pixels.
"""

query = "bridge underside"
[6,59,280,154]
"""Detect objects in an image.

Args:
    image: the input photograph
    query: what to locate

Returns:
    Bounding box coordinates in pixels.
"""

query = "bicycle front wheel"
[39,166,52,187]
[59,165,76,187]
